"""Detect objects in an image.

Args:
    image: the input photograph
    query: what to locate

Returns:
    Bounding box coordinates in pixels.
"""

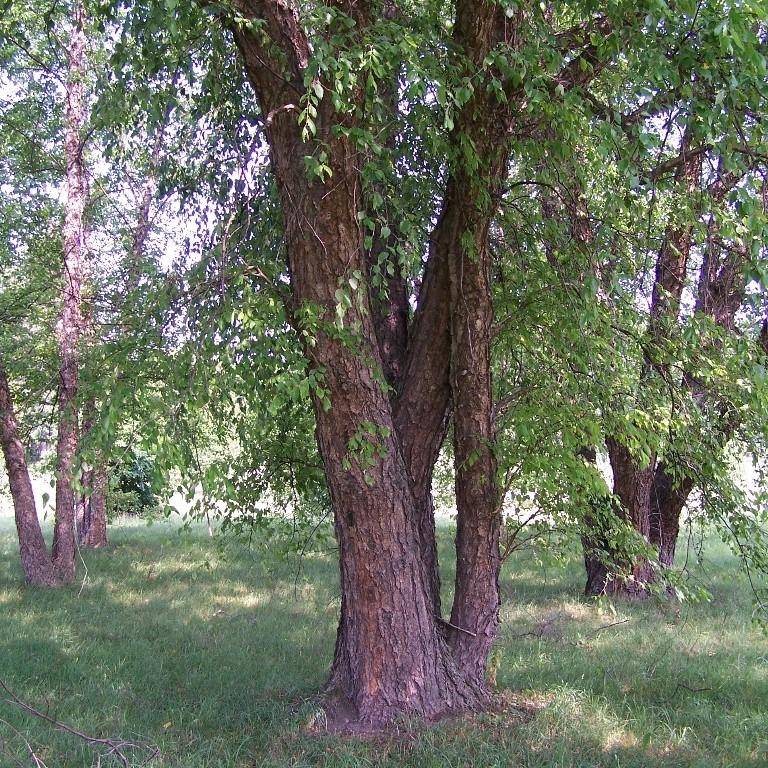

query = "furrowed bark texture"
[230,0,521,727]
[362,40,445,613]
[77,400,108,548]
[232,0,482,727]
[603,437,656,596]
[80,462,108,548]
[52,0,88,583]
[392,240,451,614]
[0,362,56,586]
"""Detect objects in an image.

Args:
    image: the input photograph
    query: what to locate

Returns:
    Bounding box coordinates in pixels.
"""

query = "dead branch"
[590,617,630,634]
[0,680,159,767]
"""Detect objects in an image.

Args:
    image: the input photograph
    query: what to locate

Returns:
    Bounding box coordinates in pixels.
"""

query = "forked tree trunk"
[232,14,469,727]
[52,0,88,582]
[228,0,611,728]
[607,161,750,582]
[230,0,521,728]
[0,363,57,586]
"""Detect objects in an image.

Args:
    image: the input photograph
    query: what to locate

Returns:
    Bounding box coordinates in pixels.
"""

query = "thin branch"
[590,617,630,634]
[0,680,159,768]
[436,617,477,637]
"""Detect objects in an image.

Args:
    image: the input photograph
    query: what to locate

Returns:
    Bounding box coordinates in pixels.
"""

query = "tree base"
[316,682,494,735]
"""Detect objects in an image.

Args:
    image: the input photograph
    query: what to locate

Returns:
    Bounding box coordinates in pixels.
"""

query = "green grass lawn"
[0,513,765,767]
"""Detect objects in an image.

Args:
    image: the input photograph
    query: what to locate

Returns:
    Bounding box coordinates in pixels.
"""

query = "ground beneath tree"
[0,514,764,767]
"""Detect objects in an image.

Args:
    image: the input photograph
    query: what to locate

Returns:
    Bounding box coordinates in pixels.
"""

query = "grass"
[0,511,765,768]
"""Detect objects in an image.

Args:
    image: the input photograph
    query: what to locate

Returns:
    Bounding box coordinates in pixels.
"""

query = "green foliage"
[2,0,768,597]
[106,447,158,519]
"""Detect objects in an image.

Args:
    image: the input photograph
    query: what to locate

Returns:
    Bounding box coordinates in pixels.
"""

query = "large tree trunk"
[232,7,475,728]
[0,362,57,586]
[447,190,501,683]
[604,438,656,597]
[230,0,524,728]
[52,0,88,583]
[644,173,748,571]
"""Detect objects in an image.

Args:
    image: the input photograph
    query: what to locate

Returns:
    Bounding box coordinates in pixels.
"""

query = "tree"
[51,0,89,581]
[93,0,768,728]
[0,0,90,584]
[575,18,768,595]
[0,359,58,585]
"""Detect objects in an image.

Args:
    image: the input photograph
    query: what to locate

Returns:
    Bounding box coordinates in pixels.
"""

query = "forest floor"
[0,510,765,768]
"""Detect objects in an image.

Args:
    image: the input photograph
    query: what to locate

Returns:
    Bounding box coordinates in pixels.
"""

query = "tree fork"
[231,0,487,727]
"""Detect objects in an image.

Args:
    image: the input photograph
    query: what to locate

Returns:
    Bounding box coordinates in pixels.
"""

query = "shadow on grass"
[0,518,765,767]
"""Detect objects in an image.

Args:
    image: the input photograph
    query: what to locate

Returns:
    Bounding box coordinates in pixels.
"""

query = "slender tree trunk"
[52,0,88,583]
[447,199,501,683]
[0,362,57,586]
[76,399,108,548]
[445,139,507,684]
[80,462,108,548]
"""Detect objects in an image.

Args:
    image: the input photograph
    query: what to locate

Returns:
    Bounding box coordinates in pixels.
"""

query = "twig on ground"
[590,618,630,634]
[663,682,712,703]
[0,716,49,767]
[0,680,159,767]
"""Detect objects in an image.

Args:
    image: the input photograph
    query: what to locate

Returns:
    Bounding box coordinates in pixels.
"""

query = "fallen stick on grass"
[0,680,159,767]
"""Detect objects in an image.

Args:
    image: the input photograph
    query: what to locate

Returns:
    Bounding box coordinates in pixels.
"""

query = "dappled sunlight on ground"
[0,514,765,766]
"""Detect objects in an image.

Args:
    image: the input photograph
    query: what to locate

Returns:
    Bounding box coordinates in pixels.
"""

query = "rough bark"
[604,437,656,597]
[361,32,446,613]
[231,0,487,727]
[228,0,530,726]
[0,362,57,586]
[444,2,511,677]
[391,240,451,614]
[80,462,108,548]
[51,0,88,584]
[447,170,502,679]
